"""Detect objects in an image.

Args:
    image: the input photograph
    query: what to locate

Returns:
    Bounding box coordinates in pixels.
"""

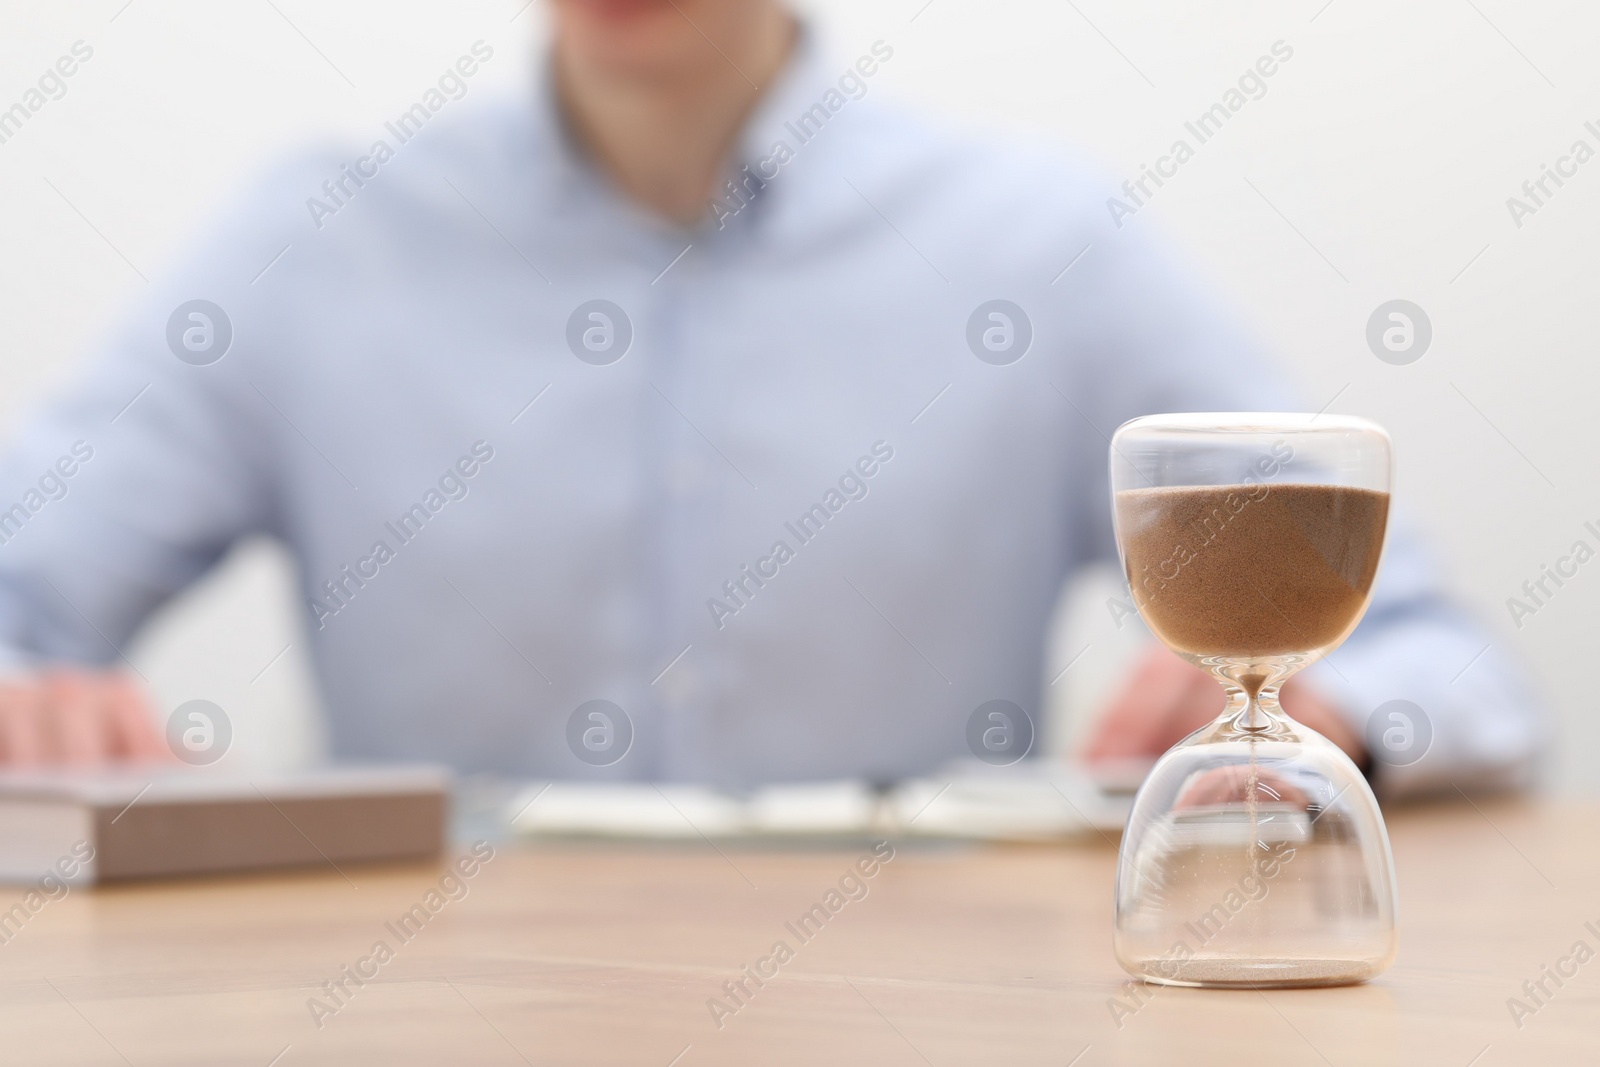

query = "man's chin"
[555,0,703,79]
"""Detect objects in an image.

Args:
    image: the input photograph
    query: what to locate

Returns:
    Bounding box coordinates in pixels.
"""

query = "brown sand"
[1129,957,1379,988]
[1116,483,1388,658]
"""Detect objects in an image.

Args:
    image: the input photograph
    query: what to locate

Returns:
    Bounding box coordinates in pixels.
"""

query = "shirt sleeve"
[0,177,293,668]
[1056,200,1548,800]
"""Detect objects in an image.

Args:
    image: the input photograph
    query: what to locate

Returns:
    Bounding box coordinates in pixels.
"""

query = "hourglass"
[1109,413,1398,988]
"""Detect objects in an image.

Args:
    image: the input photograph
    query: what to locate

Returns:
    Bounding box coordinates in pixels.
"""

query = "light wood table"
[1,799,1596,1065]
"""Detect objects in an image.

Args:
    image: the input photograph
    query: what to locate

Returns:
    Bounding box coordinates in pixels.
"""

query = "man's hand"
[1081,645,1365,764]
[0,670,168,766]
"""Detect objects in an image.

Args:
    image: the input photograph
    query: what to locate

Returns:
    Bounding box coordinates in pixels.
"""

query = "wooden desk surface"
[1,799,1595,1065]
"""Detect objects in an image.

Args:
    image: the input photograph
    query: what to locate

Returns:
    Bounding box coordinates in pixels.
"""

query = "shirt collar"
[730,24,838,174]
[713,25,845,234]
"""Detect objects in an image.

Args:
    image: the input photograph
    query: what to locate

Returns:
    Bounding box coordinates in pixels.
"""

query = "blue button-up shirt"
[0,35,1541,794]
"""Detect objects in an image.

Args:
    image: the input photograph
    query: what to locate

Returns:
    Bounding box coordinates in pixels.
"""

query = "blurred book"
[0,764,449,885]
[506,760,1129,842]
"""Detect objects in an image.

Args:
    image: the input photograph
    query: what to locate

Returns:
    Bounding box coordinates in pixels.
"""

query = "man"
[0,0,1541,796]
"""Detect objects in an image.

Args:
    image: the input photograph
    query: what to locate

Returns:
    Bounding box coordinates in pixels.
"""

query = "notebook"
[0,764,449,885]
[506,759,1132,842]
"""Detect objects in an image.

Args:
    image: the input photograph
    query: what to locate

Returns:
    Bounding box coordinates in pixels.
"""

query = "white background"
[2,1,1594,788]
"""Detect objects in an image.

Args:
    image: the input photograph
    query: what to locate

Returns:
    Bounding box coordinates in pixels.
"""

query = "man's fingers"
[1282,678,1365,762]
[1082,646,1207,759]
[0,684,46,765]
[1173,765,1310,810]
[103,674,168,761]
[44,671,112,764]
[0,671,168,767]
[1152,668,1225,750]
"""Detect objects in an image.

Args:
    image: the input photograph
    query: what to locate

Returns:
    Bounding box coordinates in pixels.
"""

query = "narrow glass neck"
[1206,657,1303,735]
[1220,683,1289,734]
